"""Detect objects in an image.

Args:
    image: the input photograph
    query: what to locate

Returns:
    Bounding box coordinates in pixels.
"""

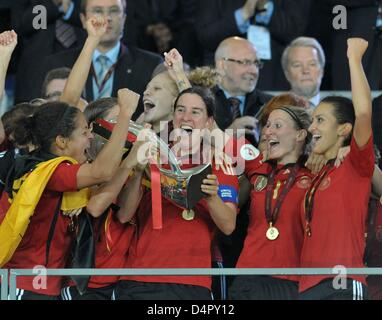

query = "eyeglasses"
[86,6,123,17]
[222,57,264,69]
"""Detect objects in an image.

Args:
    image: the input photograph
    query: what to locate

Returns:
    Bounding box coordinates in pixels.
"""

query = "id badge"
[247,25,271,60]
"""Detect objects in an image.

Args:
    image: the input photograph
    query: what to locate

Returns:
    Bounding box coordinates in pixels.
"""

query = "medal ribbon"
[265,163,300,227]
[150,161,162,229]
[304,159,335,236]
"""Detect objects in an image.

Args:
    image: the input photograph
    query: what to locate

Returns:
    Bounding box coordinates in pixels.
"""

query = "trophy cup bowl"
[89,119,212,211]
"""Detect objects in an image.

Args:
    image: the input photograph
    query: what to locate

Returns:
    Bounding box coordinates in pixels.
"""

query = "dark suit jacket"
[213,86,272,146]
[213,86,273,130]
[40,44,162,120]
[12,0,86,103]
[328,0,381,90]
[127,0,201,66]
[195,0,311,90]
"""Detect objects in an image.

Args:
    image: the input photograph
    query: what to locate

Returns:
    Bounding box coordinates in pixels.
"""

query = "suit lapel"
[84,75,94,102]
[112,44,134,97]
[243,91,259,116]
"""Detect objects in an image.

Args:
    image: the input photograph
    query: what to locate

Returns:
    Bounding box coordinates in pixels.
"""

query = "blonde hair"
[188,66,218,89]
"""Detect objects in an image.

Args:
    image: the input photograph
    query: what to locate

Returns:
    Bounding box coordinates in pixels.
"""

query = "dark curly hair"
[12,102,80,152]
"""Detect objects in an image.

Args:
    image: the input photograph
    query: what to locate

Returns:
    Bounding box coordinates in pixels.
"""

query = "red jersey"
[5,162,81,296]
[299,136,374,293]
[88,211,135,288]
[122,163,238,290]
[237,161,312,282]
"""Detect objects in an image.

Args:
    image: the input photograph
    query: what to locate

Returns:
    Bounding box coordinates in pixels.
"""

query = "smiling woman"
[172,87,215,156]
[299,38,374,300]
[0,88,138,300]
[229,105,313,300]
[114,86,239,301]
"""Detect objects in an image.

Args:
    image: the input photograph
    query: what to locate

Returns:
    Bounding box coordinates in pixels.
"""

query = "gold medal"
[254,175,268,192]
[266,223,279,240]
[182,209,195,221]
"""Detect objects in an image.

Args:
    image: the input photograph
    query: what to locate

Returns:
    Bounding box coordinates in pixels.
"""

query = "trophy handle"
[128,120,182,174]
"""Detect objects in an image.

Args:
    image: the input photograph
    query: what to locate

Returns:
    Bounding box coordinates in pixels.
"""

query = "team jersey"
[299,136,374,293]
[121,161,238,290]
[87,211,135,288]
[4,162,81,296]
[237,160,312,282]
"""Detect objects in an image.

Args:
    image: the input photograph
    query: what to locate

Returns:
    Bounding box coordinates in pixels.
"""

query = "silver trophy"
[89,119,212,212]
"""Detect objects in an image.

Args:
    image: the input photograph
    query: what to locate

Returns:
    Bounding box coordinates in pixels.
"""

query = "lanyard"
[91,45,126,94]
[264,163,299,227]
[304,159,335,236]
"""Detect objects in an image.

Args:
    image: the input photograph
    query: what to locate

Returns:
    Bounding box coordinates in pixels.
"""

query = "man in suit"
[213,36,272,146]
[127,0,202,67]
[40,0,162,120]
[212,37,272,299]
[13,0,86,103]
[282,37,325,108]
[196,0,312,90]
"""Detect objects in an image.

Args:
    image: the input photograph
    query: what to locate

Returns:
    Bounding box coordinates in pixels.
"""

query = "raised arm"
[76,88,139,189]
[86,140,146,217]
[117,131,153,223]
[347,38,372,148]
[164,48,191,92]
[116,168,145,224]
[0,30,17,101]
[60,16,107,108]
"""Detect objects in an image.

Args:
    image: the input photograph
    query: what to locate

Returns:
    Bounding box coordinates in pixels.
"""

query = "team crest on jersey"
[296,176,312,189]
[240,144,260,161]
[253,175,268,192]
[319,177,331,190]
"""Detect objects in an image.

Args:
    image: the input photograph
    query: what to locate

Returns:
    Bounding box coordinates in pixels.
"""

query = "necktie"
[228,97,241,120]
[97,55,109,81]
[96,55,111,98]
[55,19,77,48]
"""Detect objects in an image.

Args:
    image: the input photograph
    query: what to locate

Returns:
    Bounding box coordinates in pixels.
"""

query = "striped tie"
[55,19,77,48]
[228,97,241,120]
[96,55,111,98]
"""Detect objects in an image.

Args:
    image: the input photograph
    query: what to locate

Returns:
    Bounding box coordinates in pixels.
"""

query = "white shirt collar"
[93,42,121,64]
[309,92,321,108]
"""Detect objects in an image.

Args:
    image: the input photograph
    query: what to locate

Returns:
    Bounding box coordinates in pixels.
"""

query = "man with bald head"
[213,36,272,145]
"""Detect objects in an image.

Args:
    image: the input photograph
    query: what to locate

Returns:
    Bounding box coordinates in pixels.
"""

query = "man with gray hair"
[282,36,325,108]
[213,36,272,145]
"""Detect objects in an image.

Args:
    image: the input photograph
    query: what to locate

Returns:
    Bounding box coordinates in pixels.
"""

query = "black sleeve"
[0,149,15,190]
[324,0,376,8]
[267,0,313,45]
[11,0,82,37]
[195,0,243,52]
